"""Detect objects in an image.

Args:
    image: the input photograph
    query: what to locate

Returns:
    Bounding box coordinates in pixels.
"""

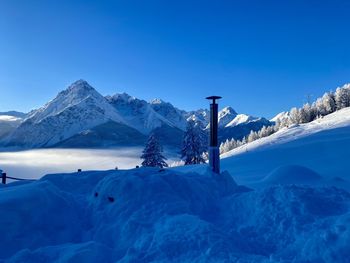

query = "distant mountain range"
[0,80,272,148]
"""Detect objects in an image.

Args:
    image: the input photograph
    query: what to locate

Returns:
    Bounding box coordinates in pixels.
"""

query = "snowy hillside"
[219,107,350,188]
[1,80,269,148]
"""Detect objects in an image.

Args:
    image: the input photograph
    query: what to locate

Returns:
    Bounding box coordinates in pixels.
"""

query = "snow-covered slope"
[107,94,183,134]
[226,113,259,127]
[1,167,349,262]
[220,107,350,187]
[270,111,289,122]
[200,107,272,142]
[219,115,271,142]
[185,109,210,127]
[4,80,126,147]
[218,106,237,127]
[1,108,350,262]
[150,98,188,130]
[26,80,123,124]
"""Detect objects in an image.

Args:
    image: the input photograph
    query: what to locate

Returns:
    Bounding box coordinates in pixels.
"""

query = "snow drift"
[1,168,350,262]
[262,165,322,185]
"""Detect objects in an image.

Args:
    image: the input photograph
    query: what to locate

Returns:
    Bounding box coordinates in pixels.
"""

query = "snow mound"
[1,169,350,262]
[0,181,84,259]
[222,185,350,262]
[263,165,322,185]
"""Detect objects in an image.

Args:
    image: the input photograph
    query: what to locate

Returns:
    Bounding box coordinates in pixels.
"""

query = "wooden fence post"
[1,173,6,184]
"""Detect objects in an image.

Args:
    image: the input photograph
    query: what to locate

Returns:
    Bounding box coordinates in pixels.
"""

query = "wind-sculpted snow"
[1,169,350,262]
[262,165,323,185]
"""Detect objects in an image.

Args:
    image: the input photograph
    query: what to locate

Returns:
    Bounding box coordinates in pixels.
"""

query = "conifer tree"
[181,120,207,165]
[141,133,168,168]
[322,92,336,114]
[335,87,350,110]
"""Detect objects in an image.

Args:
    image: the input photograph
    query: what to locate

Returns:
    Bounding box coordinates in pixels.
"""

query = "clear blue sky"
[1,0,349,118]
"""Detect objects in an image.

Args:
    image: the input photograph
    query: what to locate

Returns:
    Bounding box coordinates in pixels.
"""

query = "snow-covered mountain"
[270,111,289,122]
[217,106,237,127]
[1,80,271,148]
[1,107,350,262]
[149,98,188,130]
[4,80,128,147]
[218,114,271,142]
[107,94,185,133]
[184,109,210,127]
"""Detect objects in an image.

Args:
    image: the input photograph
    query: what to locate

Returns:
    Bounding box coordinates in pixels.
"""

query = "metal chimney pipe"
[206,96,222,174]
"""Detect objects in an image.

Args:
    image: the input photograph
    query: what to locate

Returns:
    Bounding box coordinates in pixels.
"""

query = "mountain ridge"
[1,80,271,148]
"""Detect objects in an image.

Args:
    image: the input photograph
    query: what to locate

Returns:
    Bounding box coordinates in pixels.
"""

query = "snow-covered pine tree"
[247,130,258,143]
[258,126,267,138]
[141,133,168,168]
[289,107,301,124]
[220,139,229,154]
[299,104,312,123]
[335,87,350,110]
[322,92,336,114]
[315,98,327,116]
[181,120,207,165]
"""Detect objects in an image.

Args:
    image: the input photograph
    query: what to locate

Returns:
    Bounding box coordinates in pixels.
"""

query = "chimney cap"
[206,96,222,103]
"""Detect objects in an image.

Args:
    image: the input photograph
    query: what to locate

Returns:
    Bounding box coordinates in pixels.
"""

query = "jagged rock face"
[2,80,271,148]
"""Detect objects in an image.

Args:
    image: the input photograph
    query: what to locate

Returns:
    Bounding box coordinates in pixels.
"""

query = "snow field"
[1,168,349,262]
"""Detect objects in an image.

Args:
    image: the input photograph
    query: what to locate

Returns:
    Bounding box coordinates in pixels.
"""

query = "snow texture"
[1,107,350,262]
[0,168,349,262]
[218,107,350,189]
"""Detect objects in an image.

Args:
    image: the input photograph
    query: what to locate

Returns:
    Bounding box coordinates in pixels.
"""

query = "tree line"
[140,120,208,168]
[220,84,350,155]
